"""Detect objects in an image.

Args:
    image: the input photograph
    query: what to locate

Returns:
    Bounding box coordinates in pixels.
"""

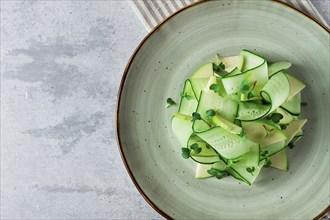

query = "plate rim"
[116,0,330,219]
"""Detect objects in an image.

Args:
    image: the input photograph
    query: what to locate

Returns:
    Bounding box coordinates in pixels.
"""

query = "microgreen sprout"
[206,109,216,117]
[212,53,226,75]
[264,158,272,167]
[280,124,288,130]
[301,102,308,107]
[261,150,269,158]
[190,143,202,154]
[181,148,191,159]
[191,112,211,127]
[213,62,226,74]
[209,84,220,93]
[246,166,256,176]
[166,98,176,108]
[207,168,227,179]
[270,113,283,123]
[288,141,295,149]
[240,80,257,99]
[239,128,247,142]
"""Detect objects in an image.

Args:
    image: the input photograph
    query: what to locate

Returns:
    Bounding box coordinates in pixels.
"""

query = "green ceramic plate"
[117,0,329,219]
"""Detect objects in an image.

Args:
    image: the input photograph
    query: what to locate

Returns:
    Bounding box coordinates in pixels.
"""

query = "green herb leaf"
[166,98,176,108]
[209,84,220,93]
[271,113,283,123]
[205,143,212,149]
[192,112,212,128]
[280,124,288,130]
[240,80,257,95]
[247,91,255,99]
[264,159,272,167]
[206,109,216,117]
[239,128,247,142]
[239,80,250,94]
[213,62,226,74]
[301,101,308,107]
[190,143,199,150]
[246,166,255,176]
[207,168,228,179]
[191,112,202,122]
[207,168,218,176]
[190,144,202,154]
[181,148,191,159]
[261,150,269,157]
[288,142,295,149]
[194,147,202,154]
[215,171,227,179]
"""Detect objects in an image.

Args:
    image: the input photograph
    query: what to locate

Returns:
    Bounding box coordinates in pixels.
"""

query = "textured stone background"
[0,1,328,219]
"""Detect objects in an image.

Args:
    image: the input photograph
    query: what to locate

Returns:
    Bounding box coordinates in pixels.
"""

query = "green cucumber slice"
[236,102,271,121]
[187,135,218,157]
[224,67,241,77]
[193,90,238,133]
[274,107,294,124]
[204,76,217,93]
[195,163,213,179]
[270,149,287,171]
[237,72,290,121]
[281,92,301,116]
[195,160,227,179]
[191,155,221,164]
[230,145,264,185]
[189,78,209,101]
[260,72,290,115]
[216,77,227,97]
[268,62,292,76]
[204,76,226,97]
[221,73,246,95]
[212,115,243,134]
[178,80,198,115]
[243,61,269,95]
[197,126,255,159]
[191,63,213,79]
[240,50,264,71]
[220,55,244,72]
[171,112,193,146]
[260,140,286,159]
[233,144,260,168]
[286,74,305,101]
[283,119,307,145]
[226,168,250,184]
[222,60,268,95]
[212,160,227,171]
[242,120,287,146]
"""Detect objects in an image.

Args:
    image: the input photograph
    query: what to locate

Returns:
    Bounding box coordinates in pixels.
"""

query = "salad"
[170,50,307,185]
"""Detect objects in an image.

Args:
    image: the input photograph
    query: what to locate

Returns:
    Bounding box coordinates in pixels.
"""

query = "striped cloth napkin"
[130,0,328,31]
[129,0,329,219]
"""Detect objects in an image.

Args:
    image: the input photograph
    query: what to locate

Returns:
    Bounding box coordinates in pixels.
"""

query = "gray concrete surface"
[0,1,161,219]
[0,0,328,219]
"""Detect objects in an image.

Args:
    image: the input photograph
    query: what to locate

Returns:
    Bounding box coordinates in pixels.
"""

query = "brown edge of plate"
[116,0,330,219]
